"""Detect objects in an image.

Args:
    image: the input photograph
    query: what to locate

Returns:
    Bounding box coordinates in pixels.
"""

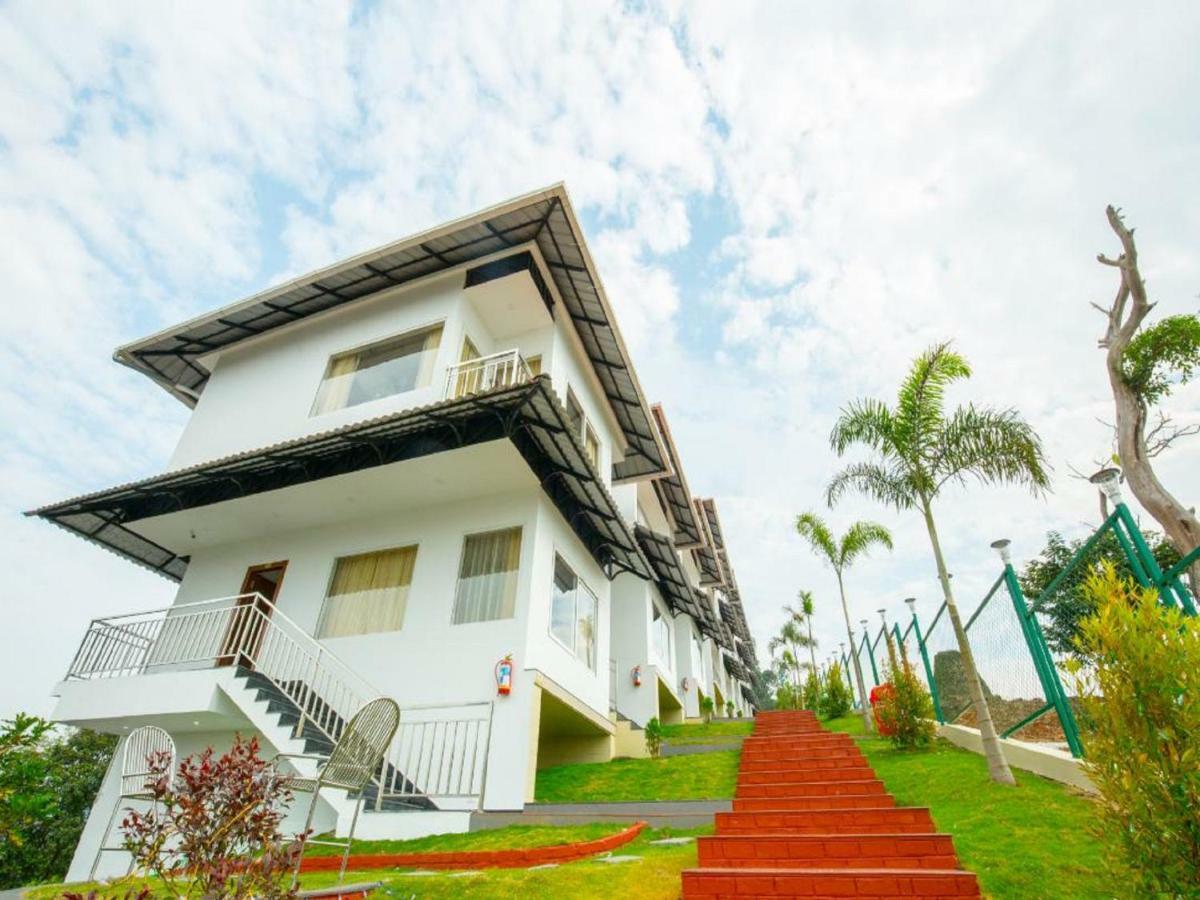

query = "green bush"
[698,696,715,724]
[774,683,801,710]
[1068,565,1200,895]
[875,659,936,749]
[801,670,822,711]
[818,662,853,720]
[725,701,735,718]
[643,717,664,759]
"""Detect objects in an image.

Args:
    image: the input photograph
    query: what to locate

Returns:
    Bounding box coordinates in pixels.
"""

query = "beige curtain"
[415,326,444,388]
[312,352,358,415]
[318,546,417,638]
[452,527,521,624]
[453,336,481,398]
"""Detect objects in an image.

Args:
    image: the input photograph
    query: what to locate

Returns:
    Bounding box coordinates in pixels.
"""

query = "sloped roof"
[115,185,666,483]
[648,405,703,548]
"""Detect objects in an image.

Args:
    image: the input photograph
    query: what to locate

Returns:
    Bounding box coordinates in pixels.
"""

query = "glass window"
[652,603,672,668]
[452,527,522,624]
[549,554,597,669]
[583,424,600,470]
[565,389,584,438]
[312,324,443,415]
[318,546,417,638]
[525,355,542,376]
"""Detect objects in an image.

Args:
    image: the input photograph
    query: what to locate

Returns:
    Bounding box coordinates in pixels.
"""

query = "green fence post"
[994,542,1084,757]
[907,601,944,724]
[861,623,879,685]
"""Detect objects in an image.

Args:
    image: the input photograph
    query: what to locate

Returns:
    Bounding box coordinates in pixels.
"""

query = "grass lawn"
[660,720,753,745]
[535,749,739,803]
[303,822,629,856]
[825,716,1121,899]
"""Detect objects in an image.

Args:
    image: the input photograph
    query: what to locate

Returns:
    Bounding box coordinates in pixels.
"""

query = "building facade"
[29,184,759,880]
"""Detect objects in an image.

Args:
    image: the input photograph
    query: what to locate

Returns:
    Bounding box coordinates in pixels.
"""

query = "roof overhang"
[28,376,652,584]
[633,524,719,638]
[722,653,750,684]
[115,184,668,483]
[648,405,703,549]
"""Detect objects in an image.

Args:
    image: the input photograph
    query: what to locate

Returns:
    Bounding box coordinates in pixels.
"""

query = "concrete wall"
[937,724,1096,794]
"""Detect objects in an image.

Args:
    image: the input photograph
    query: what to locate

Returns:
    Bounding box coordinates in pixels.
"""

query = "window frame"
[450,524,524,626]
[547,551,599,671]
[309,318,446,417]
[316,542,421,639]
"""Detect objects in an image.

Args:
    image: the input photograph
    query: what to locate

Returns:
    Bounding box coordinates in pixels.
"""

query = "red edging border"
[298,821,649,873]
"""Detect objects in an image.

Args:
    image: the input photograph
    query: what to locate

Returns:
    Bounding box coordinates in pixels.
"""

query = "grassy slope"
[303,823,627,857]
[825,716,1120,899]
[660,720,753,745]
[535,749,739,803]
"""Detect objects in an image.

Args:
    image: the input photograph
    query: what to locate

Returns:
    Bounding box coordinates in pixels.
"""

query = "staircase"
[232,668,435,811]
[681,710,981,899]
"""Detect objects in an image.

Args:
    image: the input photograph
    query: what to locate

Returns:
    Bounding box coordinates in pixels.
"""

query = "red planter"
[869,683,896,735]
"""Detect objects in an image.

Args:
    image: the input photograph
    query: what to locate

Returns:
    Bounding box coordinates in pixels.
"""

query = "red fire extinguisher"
[495,654,514,696]
[631,665,642,687]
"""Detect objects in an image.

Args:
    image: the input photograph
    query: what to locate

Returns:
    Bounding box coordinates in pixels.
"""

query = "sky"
[1,1,1198,719]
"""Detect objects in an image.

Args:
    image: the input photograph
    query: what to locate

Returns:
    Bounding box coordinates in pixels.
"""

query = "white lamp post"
[990,538,1012,566]
[1089,467,1124,506]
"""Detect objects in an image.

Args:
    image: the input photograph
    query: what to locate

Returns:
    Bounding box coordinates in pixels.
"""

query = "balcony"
[444,348,535,400]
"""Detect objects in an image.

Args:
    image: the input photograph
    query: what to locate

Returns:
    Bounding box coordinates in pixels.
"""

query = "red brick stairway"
[682,710,981,898]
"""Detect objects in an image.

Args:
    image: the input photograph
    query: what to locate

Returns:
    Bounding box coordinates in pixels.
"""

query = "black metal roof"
[116,186,666,483]
[723,653,750,684]
[633,524,720,638]
[648,406,703,549]
[691,497,726,587]
[28,376,652,583]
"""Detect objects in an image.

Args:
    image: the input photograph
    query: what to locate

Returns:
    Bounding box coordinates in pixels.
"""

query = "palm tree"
[826,342,1049,785]
[794,513,893,733]
[783,591,819,674]
[768,620,811,689]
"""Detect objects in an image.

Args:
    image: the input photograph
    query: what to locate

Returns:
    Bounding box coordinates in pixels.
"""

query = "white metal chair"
[90,725,175,880]
[279,697,400,886]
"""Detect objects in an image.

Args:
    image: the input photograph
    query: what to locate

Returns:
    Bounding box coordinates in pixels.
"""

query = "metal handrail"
[444,348,533,399]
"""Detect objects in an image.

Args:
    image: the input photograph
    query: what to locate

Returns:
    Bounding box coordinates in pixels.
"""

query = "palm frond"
[826,461,916,510]
[933,404,1052,494]
[893,341,970,457]
[840,520,894,566]
[830,398,896,456]
[798,590,815,617]
[795,511,839,566]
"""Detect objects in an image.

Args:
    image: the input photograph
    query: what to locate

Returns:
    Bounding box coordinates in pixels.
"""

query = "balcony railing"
[444,348,534,400]
[65,596,493,810]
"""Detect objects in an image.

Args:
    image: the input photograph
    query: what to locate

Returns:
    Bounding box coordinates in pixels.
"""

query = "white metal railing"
[444,348,534,400]
[65,596,493,810]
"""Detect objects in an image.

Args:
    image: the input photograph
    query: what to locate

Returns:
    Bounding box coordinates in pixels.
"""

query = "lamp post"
[879,608,897,670]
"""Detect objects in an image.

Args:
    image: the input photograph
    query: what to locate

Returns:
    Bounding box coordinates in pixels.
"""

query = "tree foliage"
[1119,313,1200,406]
[1067,565,1200,895]
[643,717,664,759]
[874,659,936,750]
[0,716,116,890]
[1019,529,1179,654]
[818,662,853,720]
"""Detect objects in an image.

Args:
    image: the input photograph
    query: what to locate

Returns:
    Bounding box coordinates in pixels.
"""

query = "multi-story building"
[27,184,758,880]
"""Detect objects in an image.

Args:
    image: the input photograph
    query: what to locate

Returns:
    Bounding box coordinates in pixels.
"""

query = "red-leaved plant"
[120,735,302,898]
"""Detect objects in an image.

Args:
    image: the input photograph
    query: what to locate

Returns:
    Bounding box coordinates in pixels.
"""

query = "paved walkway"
[471,799,730,831]
[681,710,981,898]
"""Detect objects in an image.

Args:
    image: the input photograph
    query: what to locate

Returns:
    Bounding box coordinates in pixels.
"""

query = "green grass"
[535,749,739,803]
[660,720,753,745]
[303,822,628,856]
[824,716,1121,899]
[34,826,710,900]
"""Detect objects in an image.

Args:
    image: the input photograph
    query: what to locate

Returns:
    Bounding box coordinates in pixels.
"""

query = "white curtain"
[452,527,522,624]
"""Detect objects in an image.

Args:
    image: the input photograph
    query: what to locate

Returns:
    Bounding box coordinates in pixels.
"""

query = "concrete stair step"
[714,807,936,836]
[740,746,865,762]
[681,867,982,898]
[735,779,888,800]
[738,755,869,772]
[741,736,856,750]
[733,794,896,812]
[697,833,960,869]
[738,767,877,786]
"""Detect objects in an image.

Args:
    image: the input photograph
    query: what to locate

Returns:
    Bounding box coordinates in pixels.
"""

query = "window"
[550,554,597,669]
[451,336,482,398]
[318,546,417,638]
[452,527,522,624]
[312,324,443,415]
[583,424,600,470]
[652,602,672,668]
[525,355,542,376]
[691,633,704,679]
[565,389,584,437]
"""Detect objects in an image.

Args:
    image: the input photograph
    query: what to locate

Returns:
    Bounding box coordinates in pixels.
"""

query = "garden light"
[904,597,917,611]
[1089,467,1124,505]
[990,538,1012,565]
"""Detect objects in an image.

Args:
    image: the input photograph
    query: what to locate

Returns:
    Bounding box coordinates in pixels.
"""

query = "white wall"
[610,574,655,727]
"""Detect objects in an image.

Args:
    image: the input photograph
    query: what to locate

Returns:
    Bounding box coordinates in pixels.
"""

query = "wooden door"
[217,561,287,668]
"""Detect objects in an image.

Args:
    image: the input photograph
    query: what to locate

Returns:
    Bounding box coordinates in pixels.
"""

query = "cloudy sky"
[2,2,1198,719]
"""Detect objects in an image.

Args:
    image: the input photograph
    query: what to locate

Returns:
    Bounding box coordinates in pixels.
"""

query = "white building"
[28,184,759,880]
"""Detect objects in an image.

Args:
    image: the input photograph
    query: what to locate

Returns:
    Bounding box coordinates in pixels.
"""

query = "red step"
[738,755,869,773]
[682,868,982,898]
[738,767,877,786]
[733,794,897,812]
[715,807,936,836]
[742,737,857,751]
[697,834,960,870]
[735,779,888,799]
[740,746,865,763]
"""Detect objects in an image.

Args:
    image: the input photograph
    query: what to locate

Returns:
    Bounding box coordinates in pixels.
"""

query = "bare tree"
[1094,206,1200,586]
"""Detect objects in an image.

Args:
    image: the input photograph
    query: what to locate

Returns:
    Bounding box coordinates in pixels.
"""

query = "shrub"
[874,660,936,749]
[643,717,664,759]
[725,701,735,718]
[774,683,800,710]
[122,734,301,898]
[1067,564,1200,895]
[698,696,715,724]
[818,662,853,720]
[801,670,822,711]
